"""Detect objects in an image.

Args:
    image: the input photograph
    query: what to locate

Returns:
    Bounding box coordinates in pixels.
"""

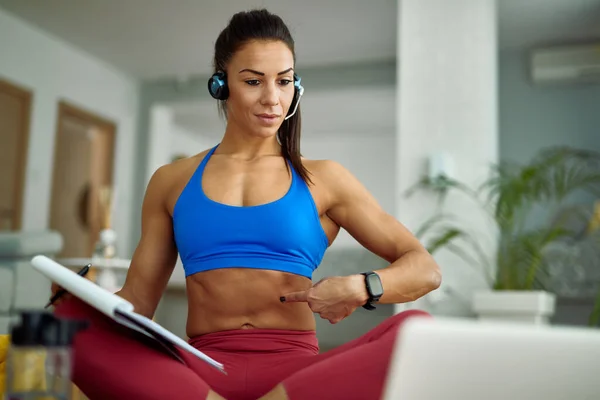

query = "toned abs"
[164,150,339,337]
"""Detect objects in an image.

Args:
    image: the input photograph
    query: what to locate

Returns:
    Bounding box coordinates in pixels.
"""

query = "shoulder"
[303,158,355,184]
[302,158,362,202]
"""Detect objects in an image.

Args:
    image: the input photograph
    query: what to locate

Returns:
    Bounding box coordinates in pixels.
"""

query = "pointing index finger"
[280,291,309,303]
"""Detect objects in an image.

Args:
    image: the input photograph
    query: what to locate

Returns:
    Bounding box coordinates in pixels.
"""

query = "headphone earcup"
[208,72,229,100]
[286,74,303,118]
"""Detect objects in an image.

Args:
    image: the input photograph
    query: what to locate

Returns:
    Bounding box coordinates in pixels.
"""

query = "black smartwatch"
[361,272,384,310]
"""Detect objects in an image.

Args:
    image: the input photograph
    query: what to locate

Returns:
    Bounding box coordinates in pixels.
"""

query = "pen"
[45,264,91,309]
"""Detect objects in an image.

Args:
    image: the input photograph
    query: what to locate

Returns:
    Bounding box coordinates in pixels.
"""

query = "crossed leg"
[259,309,431,400]
[54,298,225,400]
[56,298,429,400]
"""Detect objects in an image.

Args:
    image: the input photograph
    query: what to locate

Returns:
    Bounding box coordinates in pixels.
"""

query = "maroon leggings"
[55,298,431,400]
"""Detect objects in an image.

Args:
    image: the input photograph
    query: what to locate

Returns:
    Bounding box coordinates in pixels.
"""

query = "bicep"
[120,168,178,317]
[325,162,424,263]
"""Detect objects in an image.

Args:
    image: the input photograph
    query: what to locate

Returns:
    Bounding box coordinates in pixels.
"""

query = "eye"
[245,80,260,86]
[279,79,293,86]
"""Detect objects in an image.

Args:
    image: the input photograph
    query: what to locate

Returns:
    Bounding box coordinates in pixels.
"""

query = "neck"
[217,120,282,160]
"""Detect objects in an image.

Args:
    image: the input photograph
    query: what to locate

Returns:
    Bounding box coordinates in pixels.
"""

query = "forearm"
[374,249,441,304]
[114,260,174,319]
[344,250,441,306]
[114,287,158,319]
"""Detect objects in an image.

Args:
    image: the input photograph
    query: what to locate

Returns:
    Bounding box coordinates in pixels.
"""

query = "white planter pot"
[472,290,556,325]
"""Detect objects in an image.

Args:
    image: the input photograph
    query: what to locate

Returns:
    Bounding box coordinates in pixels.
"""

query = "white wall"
[0,8,139,255]
[170,124,215,160]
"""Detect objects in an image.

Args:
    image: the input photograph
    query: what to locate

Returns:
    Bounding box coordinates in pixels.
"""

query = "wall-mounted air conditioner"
[530,43,600,85]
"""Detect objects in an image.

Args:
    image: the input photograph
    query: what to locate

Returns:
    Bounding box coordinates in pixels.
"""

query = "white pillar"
[395,0,499,316]
[146,105,174,185]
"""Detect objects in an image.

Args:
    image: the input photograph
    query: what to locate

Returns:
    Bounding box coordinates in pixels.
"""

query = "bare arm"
[117,166,178,318]
[324,161,442,304]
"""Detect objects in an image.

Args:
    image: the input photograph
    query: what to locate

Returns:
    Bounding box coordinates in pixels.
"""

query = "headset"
[207,71,305,120]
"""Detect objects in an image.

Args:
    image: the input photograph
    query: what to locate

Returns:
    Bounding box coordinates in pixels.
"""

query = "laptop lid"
[382,316,600,400]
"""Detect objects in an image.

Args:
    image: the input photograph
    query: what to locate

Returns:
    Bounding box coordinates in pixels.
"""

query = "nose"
[260,81,279,106]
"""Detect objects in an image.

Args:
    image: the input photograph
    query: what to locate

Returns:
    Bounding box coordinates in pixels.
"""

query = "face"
[224,40,296,138]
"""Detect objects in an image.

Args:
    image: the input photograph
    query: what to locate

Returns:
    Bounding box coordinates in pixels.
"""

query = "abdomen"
[184,268,316,337]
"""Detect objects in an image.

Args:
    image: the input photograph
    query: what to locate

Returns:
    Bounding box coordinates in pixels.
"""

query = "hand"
[48,282,72,307]
[49,273,92,307]
[281,275,369,324]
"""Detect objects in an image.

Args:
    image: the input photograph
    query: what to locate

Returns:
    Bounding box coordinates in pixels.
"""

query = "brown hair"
[213,9,311,184]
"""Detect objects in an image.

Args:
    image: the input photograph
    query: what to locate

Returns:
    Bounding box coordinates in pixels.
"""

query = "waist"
[188,328,319,355]
[185,268,316,336]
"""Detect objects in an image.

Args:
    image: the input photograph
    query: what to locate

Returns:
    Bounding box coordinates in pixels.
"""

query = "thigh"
[55,298,213,400]
[277,310,430,374]
[278,310,431,400]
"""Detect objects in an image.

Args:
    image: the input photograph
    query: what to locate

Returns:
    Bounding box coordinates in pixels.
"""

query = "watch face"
[366,274,384,297]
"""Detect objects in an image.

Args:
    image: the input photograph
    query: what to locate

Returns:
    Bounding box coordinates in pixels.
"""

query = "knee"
[386,309,432,333]
[368,309,432,343]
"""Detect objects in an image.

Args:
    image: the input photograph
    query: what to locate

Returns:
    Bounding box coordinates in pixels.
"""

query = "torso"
[163,148,340,337]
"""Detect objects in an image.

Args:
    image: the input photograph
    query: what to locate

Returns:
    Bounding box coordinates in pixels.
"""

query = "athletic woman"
[53,9,441,400]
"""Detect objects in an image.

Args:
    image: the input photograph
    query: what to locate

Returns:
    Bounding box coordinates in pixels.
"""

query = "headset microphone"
[284,84,304,121]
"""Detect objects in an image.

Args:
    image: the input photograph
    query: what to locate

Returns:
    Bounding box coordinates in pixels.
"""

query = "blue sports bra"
[172,145,329,279]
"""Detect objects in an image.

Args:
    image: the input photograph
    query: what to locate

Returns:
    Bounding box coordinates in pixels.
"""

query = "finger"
[323,315,341,324]
[50,283,61,294]
[319,312,344,324]
[49,292,73,308]
[50,285,65,297]
[48,284,72,306]
[280,291,309,303]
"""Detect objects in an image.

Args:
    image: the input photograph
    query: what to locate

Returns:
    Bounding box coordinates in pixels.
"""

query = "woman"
[53,8,441,400]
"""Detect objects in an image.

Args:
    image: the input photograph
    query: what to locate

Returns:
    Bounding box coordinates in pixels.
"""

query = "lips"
[256,113,280,125]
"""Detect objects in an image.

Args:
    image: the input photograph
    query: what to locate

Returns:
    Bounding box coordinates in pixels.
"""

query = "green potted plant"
[407,146,600,326]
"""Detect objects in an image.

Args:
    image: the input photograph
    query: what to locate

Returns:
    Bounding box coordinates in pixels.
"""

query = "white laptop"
[382,316,600,400]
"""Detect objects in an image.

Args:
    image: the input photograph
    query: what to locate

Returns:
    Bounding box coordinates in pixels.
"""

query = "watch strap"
[361,271,382,310]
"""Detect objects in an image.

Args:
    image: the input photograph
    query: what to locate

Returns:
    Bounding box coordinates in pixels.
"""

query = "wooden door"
[49,102,116,258]
[0,79,31,231]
